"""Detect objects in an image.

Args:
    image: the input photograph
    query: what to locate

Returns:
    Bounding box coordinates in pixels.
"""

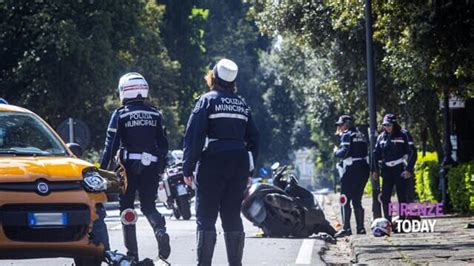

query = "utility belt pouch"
[343,157,353,167]
[141,152,152,166]
[337,161,345,179]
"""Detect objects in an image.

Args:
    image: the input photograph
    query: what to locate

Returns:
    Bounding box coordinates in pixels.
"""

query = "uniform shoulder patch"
[192,96,207,114]
[377,132,386,141]
[194,94,202,103]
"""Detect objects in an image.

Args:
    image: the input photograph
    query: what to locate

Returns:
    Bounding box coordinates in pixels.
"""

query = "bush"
[414,152,441,203]
[447,162,474,213]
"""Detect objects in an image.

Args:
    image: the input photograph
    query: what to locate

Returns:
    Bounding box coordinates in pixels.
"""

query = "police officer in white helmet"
[99,72,171,262]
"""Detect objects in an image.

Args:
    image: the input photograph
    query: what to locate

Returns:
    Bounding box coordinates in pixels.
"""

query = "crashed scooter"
[242,164,336,239]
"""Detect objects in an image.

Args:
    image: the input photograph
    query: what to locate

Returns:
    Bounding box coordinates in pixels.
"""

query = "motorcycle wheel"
[177,195,192,220]
[173,203,181,219]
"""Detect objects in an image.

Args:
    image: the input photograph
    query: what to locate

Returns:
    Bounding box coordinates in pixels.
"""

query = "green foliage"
[0,0,180,150]
[414,152,440,203]
[250,0,474,176]
[364,176,382,196]
[447,162,474,213]
[158,0,208,133]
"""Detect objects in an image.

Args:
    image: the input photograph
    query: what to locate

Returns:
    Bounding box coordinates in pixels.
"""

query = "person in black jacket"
[333,115,369,237]
[99,72,170,261]
[372,114,417,221]
[183,58,259,266]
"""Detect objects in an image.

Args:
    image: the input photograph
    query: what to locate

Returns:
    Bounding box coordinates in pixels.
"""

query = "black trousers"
[381,164,408,220]
[120,160,165,229]
[340,162,369,230]
[195,149,249,232]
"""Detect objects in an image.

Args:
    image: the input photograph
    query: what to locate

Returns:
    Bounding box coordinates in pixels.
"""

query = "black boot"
[334,228,352,238]
[145,213,170,260]
[122,224,139,261]
[224,231,245,266]
[197,231,217,266]
[335,205,352,238]
[355,208,366,234]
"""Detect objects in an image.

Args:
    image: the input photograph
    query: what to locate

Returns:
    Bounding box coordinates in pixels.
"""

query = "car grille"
[0,204,90,242]
[0,179,82,196]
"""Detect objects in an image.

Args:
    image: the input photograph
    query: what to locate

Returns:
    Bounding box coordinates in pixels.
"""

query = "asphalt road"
[1,198,327,266]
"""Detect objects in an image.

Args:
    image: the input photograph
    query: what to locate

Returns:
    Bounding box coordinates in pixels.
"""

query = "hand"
[401,170,412,179]
[184,176,194,186]
[372,171,379,181]
[333,145,338,153]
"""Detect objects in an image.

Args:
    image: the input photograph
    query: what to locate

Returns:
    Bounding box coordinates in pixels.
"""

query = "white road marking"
[295,239,315,265]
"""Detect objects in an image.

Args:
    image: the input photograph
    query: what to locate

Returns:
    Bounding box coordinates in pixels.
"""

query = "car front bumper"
[0,190,107,259]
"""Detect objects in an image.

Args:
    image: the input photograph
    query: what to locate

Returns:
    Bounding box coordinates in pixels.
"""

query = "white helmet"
[371,217,392,237]
[118,72,149,102]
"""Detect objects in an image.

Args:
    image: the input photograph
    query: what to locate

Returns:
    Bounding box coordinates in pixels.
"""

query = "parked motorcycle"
[242,164,336,238]
[158,151,194,220]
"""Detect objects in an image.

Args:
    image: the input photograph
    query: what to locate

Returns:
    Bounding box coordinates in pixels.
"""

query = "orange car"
[0,103,109,265]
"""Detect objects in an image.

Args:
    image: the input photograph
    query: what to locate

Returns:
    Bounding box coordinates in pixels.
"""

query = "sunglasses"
[383,123,393,127]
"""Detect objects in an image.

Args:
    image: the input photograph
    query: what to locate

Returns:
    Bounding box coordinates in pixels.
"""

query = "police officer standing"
[333,115,369,237]
[372,114,417,221]
[99,73,171,261]
[183,58,259,266]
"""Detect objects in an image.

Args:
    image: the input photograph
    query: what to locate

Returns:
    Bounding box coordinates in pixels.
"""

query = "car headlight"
[83,171,107,192]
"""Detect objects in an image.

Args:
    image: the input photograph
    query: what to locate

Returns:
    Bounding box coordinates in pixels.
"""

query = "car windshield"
[0,112,67,156]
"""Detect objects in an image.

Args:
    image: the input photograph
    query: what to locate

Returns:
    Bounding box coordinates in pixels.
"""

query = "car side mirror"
[67,143,83,158]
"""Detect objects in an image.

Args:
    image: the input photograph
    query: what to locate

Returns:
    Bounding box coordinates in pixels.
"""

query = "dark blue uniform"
[99,99,169,260]
[334,127,369,233]
[183,90,259,231]
[183,89,259,266]
[372,129,417,220]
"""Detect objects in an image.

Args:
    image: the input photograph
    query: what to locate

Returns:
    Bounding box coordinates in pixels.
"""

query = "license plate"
[176,184,188,196]
[28,212,68,227]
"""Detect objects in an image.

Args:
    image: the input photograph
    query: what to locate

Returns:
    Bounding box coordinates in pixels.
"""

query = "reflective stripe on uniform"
[208,113,248,121]
[380,139,405,144]
[108,128,117,133]
[340,142,350,145]
[119,110,161,118]
[384,157,405,167]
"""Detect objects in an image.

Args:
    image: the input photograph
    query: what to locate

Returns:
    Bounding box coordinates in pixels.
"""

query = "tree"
[0,0,180,151]
[158,0,209,142]
[250,0,474,174]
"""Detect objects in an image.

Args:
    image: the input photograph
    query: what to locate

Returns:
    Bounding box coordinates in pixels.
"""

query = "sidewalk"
[321,193,474,265]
